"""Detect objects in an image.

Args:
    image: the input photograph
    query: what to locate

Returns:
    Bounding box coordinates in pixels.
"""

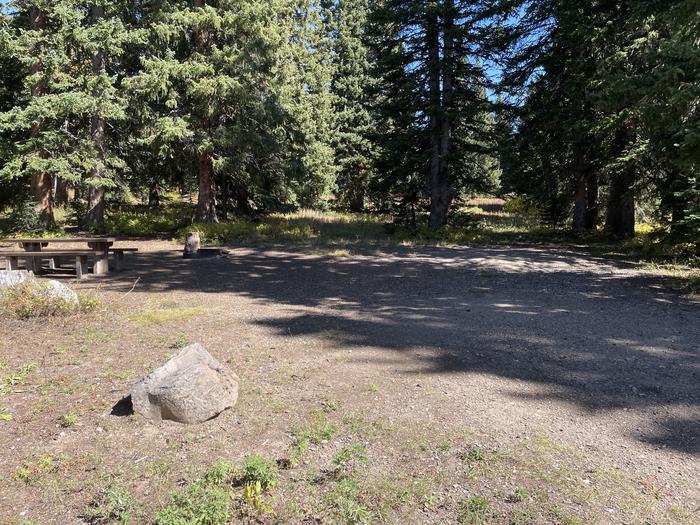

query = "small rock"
[130,343,239,424]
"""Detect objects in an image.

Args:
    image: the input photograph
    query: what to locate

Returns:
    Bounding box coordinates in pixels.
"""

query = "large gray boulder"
[130,343,239,424]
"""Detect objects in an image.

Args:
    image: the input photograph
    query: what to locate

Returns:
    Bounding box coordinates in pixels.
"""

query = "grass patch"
[2,361,37,394]
[14,454,57,485]
[83,482,133,525]
[60,413,79,428]
[458,495,491,524]
[326,478,373,525]
[156,478,231,525]
[128,306,203,325]
[156,458,281,524]
[98,202,193,236]
[289,411,339,464]
[0,282,97,319]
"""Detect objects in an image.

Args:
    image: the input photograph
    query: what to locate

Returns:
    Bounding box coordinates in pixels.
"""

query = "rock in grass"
[0,270,33,290]
[41,280,79,304]
[130,343,239,424]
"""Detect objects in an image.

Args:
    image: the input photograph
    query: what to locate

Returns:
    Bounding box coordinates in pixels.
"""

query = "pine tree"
[368,0,503,228]
[128,0,336,222]
[326,0,374,211]
[0,0,131,229]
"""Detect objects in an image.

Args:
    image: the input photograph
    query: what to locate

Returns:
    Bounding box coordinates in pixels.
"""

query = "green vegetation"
[326,478,373,525]
[155,458,280,524]
[0,0,694,249]
[60,413,78,428]
[156,478,231,525]
[458,496,491,524]
[2,361,36,393]
[289,411,339,464]
[0,283,97,319]
[241,455,278,491]
[14,455,56,485]
[83,482,133,525]
[128,306,204,326]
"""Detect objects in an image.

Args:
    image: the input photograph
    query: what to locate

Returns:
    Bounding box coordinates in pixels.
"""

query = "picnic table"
[0,237,137,278]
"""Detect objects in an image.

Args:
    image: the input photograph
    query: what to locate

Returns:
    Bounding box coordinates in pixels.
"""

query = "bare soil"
[1,239,698,524]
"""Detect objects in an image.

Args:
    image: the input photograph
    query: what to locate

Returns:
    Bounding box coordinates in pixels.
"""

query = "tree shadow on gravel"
[101,244,699,453]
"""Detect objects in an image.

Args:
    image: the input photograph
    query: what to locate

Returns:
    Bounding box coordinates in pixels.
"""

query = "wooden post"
[184,232,201,258]
[7,256,19,271]
[114,250,124,272]
[24,242,42,274]
[76,255,88,279]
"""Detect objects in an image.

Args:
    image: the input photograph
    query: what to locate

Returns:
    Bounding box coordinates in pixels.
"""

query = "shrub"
[6,201,43,233]
[60,413,79,427]
[156,479,230,525]
[0,282,96,319]
[83,482,133,525]
[182,219,317,245]
[503,195,538,216]
[242,455,278,491]
[99,203,193,236]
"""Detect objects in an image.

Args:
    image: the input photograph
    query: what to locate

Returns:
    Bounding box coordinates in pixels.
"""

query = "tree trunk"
[429,0,456,230]
[148,180,161,209]
[29,6,54,229]
[572,176,587,232]
[219,174,230,220]
[348,164,366,212]
[605,126,636,238]
[426,8,446,229]
[195,150,218,223]
[606,171,635,238]
[83,3,107,228]
[192,0,218,223]
[585,173,599,230]
[54,178,69,206]
[233,183,252,215]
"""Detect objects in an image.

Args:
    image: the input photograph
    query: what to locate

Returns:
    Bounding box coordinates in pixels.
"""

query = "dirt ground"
[1,239,698,524]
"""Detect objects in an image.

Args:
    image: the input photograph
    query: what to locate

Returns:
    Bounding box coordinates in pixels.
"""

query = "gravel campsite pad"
[1,240,698,524]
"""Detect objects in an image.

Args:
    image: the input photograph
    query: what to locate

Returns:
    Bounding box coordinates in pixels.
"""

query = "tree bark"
[606,171,635,238]
[29,6,54,228]
[605,126,636,238]
[429,0,456,230]
[195,150,218,222]
[83,3,107,228]
[426,8,446,229]
[585,173,599,230]
[572,176,587,232]
[54,178,69,206]
[148,180,161,209]
[192,0,218,223]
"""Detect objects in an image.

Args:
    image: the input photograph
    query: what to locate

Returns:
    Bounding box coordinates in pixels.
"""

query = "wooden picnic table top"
[0,237,117,244]
[0,249,108,256]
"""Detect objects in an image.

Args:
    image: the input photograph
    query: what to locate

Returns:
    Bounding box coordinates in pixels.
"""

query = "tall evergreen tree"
[326,0,374,211]
[368,0,502,228]
[0,0,131,228]
[128,0,335,223]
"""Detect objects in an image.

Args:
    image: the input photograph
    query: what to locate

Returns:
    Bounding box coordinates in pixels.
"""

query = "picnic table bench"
[0,237,138,279]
